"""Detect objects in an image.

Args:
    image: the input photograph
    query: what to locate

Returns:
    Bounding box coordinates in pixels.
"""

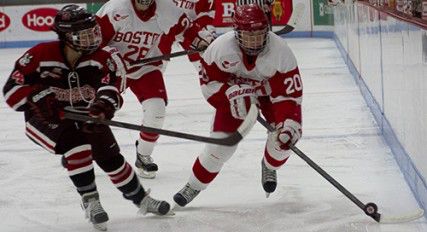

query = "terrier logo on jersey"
[221,60,239,69]
[113,14,129,21]
[18,53,33,67]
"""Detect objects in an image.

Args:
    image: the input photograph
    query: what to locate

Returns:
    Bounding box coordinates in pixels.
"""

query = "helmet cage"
[235,28,268,56]
[233,4,269,56]
[53,5,102,54]
[65,24,102,54]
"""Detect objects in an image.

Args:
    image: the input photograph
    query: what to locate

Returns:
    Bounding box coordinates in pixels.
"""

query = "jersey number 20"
[284,74,302,94]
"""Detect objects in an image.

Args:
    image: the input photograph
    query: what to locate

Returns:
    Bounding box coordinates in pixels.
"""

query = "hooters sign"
[0,12,11,32]
[22,8,58,32]
[214,0,293,27]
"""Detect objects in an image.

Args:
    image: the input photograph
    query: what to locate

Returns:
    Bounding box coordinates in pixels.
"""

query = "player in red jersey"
[3,5,172,230]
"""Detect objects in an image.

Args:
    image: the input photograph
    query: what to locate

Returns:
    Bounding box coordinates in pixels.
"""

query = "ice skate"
[81,191,109,231]
[261,160,277,198]
[173,183,201,207]
[138,189,172,216]
[135,141,158,179]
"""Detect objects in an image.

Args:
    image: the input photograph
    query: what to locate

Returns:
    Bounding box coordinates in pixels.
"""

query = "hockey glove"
[89,99,115,120]
[82,99,115,133]
[225,84,258,120]
[27,86,60,124]
[191,29,214,51]
[276,119,302,150]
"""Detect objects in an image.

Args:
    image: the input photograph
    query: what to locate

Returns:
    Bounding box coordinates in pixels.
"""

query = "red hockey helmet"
[53,5,101,54]
[233,4,269,56]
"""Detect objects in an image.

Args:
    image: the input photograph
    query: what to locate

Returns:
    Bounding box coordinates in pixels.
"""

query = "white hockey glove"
[205,25,218,39]
[225,84,258,120]
[276,119,302,150]
[191,29,214,50]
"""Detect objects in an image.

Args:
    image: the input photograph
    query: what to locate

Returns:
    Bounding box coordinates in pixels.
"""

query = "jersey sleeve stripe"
[4,85,33,110]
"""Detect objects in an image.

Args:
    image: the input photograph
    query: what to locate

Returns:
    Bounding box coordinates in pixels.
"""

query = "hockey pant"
[25,116,145,205]
[188,105,291,190]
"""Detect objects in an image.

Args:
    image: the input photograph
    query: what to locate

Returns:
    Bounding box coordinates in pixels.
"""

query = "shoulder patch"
[18,53,33,67]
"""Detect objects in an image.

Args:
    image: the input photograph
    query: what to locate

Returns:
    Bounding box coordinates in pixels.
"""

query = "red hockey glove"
[89,99,115,120]
[225,84,258,120]
[27,86,60,124]
[276,119,302,150]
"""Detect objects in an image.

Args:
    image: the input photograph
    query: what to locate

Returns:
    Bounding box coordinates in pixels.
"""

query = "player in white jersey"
[96,0,213,178]
[173,4,303,207]
[171,0,215,73]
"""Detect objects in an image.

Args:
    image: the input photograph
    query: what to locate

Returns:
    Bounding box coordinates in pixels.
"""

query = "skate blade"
[165,210,176,216]
[137,170,156,179]
[93,222,107,231]
[138,209,176,216]
[265,192,270,198]
[172,203,183,211]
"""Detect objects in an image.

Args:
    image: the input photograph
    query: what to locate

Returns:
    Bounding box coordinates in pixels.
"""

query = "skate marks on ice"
[168,189,366,232]
[168,185,351,232]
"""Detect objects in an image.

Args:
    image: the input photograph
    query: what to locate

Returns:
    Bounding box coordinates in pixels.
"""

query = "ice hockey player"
[173,4,303,207]
[171,0,216,74]
[2,5,171,231]
[97,0,214,179]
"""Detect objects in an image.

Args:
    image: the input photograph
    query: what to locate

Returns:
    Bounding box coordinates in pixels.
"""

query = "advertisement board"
[0,0,316,48]
[312,0,334,26]
[0,4,85,44]
[214,0,293,27]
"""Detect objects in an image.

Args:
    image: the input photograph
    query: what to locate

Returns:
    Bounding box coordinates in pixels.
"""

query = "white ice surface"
[1,38,426,232]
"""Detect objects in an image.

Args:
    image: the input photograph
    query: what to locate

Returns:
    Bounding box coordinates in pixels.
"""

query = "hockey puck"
[364,202,378,215]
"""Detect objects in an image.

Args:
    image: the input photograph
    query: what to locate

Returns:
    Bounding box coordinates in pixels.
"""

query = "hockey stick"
[129,47,205,65]
[274,2,305,35]
[130,4,305,66]
[62,104,258,146]
[257,115,424,223]
[129,24,294,66]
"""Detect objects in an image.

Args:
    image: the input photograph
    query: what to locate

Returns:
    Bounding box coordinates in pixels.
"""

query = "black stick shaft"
[288,144,366,210]
[64,112,241,146]
[257,116,380,221]
[130,26,295,65]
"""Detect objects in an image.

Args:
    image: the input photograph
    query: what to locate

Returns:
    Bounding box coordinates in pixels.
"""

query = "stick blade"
[274,3,305,36]
[275,25,295,35]
[380,208,424,224]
